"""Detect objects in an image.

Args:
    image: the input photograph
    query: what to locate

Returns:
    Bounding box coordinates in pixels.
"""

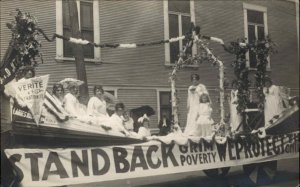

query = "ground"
[69,157,299,187]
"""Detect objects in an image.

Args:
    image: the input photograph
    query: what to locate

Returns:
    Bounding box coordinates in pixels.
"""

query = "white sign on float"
[14,75,49,125]
[4,132,299,187]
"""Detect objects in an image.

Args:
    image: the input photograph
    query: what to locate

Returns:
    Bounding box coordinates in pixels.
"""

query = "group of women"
[184,73,287,137]
[10,67,287,138]
[51,82,152,138]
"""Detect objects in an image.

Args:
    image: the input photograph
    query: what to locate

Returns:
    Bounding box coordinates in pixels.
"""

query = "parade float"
[1,10,299,187]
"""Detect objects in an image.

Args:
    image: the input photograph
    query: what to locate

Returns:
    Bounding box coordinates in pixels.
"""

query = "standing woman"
[87,85,108,117]
[229,80,242,132]
[184,74,208,135]
[263,78,283,128]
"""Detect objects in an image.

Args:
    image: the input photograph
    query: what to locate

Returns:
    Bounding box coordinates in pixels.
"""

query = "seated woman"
[63,83,88,119]
[123,110,134,132]
[138,118,151,138]
[110,102,130,135]
[87,85,109,117]
[52,83,65,105]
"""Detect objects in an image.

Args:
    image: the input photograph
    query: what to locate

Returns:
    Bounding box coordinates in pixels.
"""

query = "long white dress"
[87,96,108,117]
[230,90,242,131]
[264,85,283,127]
[86,96,112,126]
[109,113,129,135]
[184,83,208,135]
[193,103,214,137]
[64,93,86,117]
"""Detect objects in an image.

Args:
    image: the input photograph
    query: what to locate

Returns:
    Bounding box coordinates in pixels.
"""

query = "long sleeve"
[64,93,79,116]
[196,84,208,96]
[87,97,95,116]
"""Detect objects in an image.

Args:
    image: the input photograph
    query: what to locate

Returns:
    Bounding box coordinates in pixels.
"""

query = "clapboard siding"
[1,1,298,128]
[1,1,297,88]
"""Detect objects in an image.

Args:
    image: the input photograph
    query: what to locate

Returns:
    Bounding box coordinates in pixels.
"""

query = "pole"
[67,0,89,104]
[170,58,183,132]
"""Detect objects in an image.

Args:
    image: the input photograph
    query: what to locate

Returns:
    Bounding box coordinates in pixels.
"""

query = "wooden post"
[67,0,89,104]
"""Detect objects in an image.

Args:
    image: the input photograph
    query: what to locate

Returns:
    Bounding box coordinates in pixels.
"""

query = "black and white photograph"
[0,0,299,186]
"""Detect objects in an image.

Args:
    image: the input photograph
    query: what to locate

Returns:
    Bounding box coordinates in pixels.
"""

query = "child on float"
[137,117,151,138]
[194,93,214,137]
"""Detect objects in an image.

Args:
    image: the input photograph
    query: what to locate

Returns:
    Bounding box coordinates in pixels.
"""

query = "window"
[243,3,269,69]
[56,0,100,61]
[158,91,172,121]
[105,90,116,98]
[164,0,195,65]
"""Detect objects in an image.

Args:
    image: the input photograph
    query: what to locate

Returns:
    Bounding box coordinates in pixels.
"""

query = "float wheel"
[203,167,230,178]
[243,160,277,185]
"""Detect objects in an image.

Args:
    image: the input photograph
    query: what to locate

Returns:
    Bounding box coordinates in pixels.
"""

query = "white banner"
[14,75,49,124]
[4,132,299,187]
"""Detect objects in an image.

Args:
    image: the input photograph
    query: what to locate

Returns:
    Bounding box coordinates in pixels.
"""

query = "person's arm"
[64,94,77,116]
[86,97,94,116]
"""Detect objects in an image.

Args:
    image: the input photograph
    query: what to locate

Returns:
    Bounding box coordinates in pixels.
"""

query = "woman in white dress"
[110,102,130,135]
[63,83,87,118]
[194,94,214,137]
[87,86,109,117]
[229,80,242,132]
[184,74,209,135]
[263,78,283,128]
[86,85,112,127]
[52,83,65,105]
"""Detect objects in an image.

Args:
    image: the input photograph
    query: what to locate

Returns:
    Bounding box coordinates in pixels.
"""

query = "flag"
[43,91,69,122]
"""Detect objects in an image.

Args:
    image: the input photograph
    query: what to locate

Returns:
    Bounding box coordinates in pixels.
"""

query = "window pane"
[168,0,190,13]
[169,14,179,63]
[257,26,265,41]
[105,90,115,97]
[80,2,93,30]
[182,16,191,36]
[248,24,255,42]
[160,92,171,106]
[160,92,172,120]
[82,30,94,58]
[63,28,73,57]
[170,43,179,63]
[169,14,179,38]
[182,15,192,56]
[249,51,257,68]
[62,0,70,27]
[248,25,257,68]
[247,10,264,24]
[161,108,172,120]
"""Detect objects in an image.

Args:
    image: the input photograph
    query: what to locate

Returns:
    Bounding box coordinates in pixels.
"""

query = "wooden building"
[1,0,298,132]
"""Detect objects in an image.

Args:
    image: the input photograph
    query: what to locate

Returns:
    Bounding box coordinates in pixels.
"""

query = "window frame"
[103,87,118,98]
[243,3,270,70]
[56,0,101,63]
[163,0,196,66]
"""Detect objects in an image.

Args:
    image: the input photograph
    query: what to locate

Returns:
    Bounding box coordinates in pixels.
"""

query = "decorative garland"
[253,37,278,111]
[6,9,42,67]
[223,37,277,114]
[223,38,250,115]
